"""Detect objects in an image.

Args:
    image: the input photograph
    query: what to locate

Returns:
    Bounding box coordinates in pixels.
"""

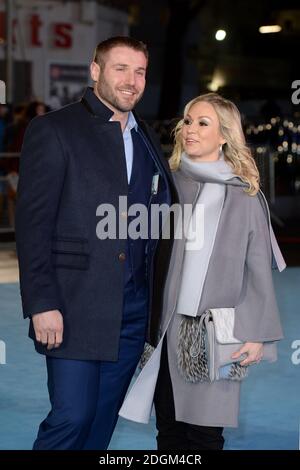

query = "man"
[16,36,176,450]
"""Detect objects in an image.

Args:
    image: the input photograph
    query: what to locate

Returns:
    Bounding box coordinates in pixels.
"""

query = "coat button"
[118,252,126,262]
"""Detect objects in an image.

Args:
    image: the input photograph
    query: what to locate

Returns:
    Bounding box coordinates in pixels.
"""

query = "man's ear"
[90,61,100,82]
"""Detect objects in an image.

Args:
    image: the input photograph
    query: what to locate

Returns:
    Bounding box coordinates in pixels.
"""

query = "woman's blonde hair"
[169,92,260,195]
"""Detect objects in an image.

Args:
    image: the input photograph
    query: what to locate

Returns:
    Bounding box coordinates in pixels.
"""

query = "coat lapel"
[80,89,128,194]
[173,169,201,207]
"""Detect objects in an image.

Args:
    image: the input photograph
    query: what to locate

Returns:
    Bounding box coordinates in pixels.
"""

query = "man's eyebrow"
[112,63,146,71]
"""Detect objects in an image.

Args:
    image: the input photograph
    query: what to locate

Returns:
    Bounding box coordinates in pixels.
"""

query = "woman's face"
[181,101,226,162]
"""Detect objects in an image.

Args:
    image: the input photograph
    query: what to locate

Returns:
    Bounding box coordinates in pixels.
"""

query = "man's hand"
[32,310,64,350]
[231,342,263,366]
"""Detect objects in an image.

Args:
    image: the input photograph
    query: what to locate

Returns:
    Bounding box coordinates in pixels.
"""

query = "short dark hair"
[93,36,148,68]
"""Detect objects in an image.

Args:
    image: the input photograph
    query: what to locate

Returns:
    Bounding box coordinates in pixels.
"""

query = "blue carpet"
[0,268,299,449]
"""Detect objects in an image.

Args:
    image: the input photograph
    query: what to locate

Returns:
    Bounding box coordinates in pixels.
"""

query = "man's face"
[91,46,147,113]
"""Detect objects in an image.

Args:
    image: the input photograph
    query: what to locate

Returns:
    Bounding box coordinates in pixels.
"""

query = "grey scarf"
[177,153,245,317]
[176,153,285,318]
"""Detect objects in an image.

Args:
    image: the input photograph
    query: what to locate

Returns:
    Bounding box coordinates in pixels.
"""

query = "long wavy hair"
[169,93,260,195]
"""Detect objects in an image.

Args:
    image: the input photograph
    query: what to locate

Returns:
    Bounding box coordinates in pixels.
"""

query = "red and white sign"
[0,12,73,48]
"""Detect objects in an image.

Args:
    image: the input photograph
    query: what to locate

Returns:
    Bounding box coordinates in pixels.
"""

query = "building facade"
[0,0,129,105]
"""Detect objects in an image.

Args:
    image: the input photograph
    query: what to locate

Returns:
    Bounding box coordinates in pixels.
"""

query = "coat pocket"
[51,236,89,270]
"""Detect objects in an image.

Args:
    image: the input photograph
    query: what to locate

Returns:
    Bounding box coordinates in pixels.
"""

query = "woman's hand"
[231,342,263,366]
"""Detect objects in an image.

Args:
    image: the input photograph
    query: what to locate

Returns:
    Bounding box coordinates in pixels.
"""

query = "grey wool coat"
[119,169,285,428]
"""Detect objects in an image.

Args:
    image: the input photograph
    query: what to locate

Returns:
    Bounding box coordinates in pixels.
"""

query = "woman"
[119,93,285,450]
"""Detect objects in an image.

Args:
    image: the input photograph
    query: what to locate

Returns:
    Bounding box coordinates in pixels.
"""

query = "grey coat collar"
[173,169,200,206]
[172,169,286,272]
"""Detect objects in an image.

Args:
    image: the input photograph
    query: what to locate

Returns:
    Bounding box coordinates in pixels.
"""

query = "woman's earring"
[219,144,224,158]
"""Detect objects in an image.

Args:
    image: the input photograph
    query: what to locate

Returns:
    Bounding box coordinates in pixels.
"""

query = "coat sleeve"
[233,194,284,342]
[15,115,67,318]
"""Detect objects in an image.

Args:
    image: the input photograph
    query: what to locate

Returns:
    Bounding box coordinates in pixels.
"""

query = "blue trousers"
[33,281,148,450]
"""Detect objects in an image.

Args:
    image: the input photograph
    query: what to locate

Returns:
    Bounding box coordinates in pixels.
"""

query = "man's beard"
[96,78,143,113]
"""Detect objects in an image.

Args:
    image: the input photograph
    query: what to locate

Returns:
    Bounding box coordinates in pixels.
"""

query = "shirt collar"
[126,111,138,131]
[109,110,138,132]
